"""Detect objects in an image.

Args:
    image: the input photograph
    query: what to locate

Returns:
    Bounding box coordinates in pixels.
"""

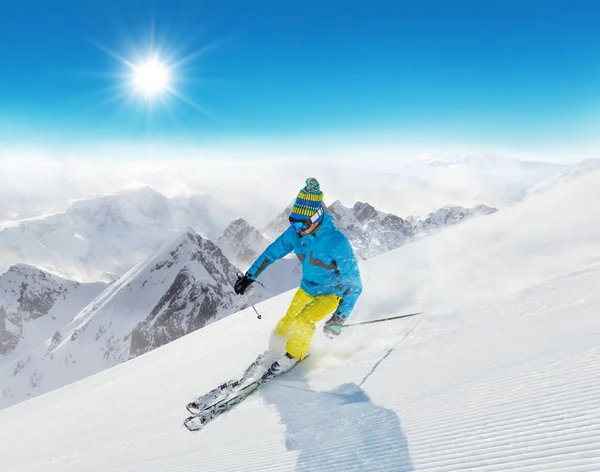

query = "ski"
[186,380,240,415]
[183,354,302,432]
[186,351,271,415]
[184,379,263,432]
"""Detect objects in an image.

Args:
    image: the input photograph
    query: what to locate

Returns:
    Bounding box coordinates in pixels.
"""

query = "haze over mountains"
[0,151,575,224]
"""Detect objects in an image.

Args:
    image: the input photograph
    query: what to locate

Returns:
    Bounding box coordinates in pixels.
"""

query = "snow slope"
[1,172,600,471]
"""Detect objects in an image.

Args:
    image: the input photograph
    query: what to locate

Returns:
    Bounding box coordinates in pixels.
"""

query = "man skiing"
[234,177,363,375]
[183,178,362,430]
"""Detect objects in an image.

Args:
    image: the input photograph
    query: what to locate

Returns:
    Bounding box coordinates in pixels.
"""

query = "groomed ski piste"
[1,172,600,471]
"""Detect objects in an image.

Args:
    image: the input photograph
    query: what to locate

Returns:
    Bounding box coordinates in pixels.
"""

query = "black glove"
[234,274,254,295]
[323,313,345,338]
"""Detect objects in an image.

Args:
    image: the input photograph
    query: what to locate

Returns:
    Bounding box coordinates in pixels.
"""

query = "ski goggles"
[289,207,324,232]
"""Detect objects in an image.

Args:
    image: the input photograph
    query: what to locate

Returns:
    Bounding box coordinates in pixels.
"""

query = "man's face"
[299,221,319,236]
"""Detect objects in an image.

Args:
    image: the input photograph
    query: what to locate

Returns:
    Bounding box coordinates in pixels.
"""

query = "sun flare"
[95,28,216,114]
[132,56,171,98]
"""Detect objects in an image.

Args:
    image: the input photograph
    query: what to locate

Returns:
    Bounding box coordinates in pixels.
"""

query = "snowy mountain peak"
[167,226,207,255]
[0,187,243,282]
[3,263,85,285]
[45,227,240,366]
[0,227,243,409]
[0,265,105,358]
[0,264,80,322]
[5,263,62,279]
[416,204,498,232]
[327,201,414,259]
[352,202,381,224]
[219,219,259,239]
[67,185,171,232]
[217,219,268,270]
[328,200,357,222]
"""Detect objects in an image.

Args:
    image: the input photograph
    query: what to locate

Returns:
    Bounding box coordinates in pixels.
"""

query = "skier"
[234,177,363,377]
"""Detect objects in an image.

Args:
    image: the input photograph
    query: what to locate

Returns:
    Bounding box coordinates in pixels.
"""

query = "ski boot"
[261,353,299,381]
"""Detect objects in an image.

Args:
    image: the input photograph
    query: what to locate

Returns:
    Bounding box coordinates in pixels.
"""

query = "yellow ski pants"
[272,288,340,360]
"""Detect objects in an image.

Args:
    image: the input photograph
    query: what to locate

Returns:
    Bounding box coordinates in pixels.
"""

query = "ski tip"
[186,402,201,415]
[183,415,205,432]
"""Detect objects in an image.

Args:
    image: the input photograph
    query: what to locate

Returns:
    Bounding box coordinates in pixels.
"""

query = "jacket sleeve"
[246,227,296,280]
[331,235,362,320]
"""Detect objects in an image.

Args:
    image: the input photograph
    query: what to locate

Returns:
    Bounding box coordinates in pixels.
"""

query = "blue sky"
[1,0,599,155]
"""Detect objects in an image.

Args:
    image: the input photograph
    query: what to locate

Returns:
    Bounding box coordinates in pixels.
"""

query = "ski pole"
[250,302,262,320]
[249,280,265,320]
[237,272,265,320]
[344,312,422,327]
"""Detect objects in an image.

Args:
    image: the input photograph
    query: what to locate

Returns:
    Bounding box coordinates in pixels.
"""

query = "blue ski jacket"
[247,211,362,320]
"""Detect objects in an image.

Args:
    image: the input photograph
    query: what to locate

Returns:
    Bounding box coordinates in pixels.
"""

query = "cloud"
[0,143,581,226]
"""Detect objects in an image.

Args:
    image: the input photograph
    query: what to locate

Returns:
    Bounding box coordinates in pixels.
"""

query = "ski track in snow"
[1,268,600,472]
[1,172,600,471]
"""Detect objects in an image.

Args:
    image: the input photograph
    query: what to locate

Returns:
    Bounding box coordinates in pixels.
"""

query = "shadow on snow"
[261,373,414,472]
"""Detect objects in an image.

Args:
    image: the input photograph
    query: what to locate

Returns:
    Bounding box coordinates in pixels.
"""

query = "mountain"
[1,171,600,471]
[528,159,600,195]
[0,228,242,408]
[262,200,496,261]
[328,201,415,259]
[328,200,497,259]
[217,218,269,270]
[415,204,498,232]
[218,217,302,301]
[262,203,293,238]
[263,200,414,260]
[0,264,106,359]
[0,186,240,282]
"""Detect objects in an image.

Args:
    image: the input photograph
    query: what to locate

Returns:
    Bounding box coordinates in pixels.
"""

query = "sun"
[132,55,171,98]
[94,27,216,114]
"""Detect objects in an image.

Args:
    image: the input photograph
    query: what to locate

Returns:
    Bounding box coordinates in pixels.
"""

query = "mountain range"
[3,153,597,409]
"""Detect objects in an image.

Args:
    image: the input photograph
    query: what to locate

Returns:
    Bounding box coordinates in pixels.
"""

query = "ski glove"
[323,313,345,338]
[234,274,254,295]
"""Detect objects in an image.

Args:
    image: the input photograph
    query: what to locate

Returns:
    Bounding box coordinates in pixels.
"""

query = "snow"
[0,171,599,470]
[0,265,106,359]
[528,160,600,195]
[0,229,241,409]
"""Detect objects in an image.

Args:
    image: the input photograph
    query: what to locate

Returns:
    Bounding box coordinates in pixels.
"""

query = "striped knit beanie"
[290,178,324,220]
